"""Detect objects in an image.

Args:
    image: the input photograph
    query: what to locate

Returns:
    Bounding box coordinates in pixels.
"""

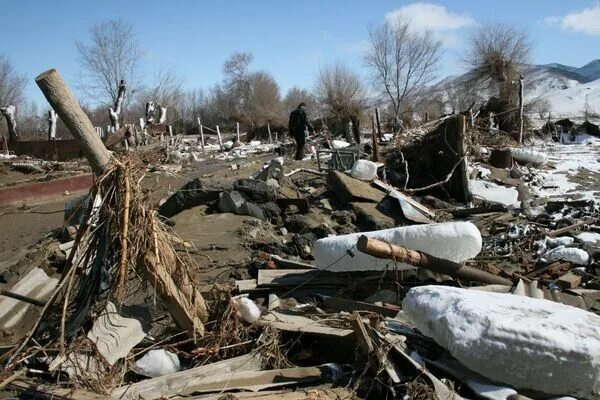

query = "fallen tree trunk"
[35,68,207,336]
[357,235,512,285]
[35,69,111,175]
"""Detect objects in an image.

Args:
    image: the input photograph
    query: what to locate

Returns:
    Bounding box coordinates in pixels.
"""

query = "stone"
[159,179,230,218]
[218,191,245,213]
[403,285,600,398]
[327,170,385,204]
[234,179,278,203]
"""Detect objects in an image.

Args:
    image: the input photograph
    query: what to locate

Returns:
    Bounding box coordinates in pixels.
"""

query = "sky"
[1,0,599,108]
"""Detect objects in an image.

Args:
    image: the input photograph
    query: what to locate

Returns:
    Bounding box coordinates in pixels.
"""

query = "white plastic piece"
[511,148,548,166]
[546,236,575,248]
[313,222,482,271]
[469,180,519,206]
[234,297,261,323]
[577,232,600,244]
[132,349,181,378]
[541,246,590,265]
[331,140,350,149]
[350,160,378,181]
[403,285,600,398]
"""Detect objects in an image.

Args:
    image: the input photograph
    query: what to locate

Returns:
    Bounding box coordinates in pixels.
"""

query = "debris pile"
[1,70,599,400]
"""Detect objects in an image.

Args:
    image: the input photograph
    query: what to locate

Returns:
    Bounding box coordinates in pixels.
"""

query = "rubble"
[2,71,600,400]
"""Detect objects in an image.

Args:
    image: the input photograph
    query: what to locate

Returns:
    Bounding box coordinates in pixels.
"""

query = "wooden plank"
[112,353,263,400]
[178,365,329,395]
[187,387,357,399]
[260,311,353,337]
[236,279,258,292]
[322,296,398,318]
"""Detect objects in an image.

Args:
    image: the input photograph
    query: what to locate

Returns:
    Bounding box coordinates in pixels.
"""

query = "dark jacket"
[288,107,314,137]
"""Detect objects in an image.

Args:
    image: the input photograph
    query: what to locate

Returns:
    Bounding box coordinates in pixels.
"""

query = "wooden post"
[0,105,18,142]
[158,105,167,124]
[424,112,429,123]
[35,69,112,175]
[197,117,204,150]
[145,102,155,124]
[267,123,272,144]
[457,115,472,204]
[216,125,224,151]
[47,109,57,140]
[357,236,512,286]
[518,74,524,144]
[375,108,383,140]
[236,122,240,142]
[371,114,379,162]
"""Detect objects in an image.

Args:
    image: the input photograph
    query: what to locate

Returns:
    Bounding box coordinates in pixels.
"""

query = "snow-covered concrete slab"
[403,285,600,398]
[469,180,519,206]
[313,222,481,271]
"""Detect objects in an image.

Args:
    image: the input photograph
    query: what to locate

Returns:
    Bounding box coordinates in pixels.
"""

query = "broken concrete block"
[557,272,582,289]
[313,221,482,271]
[403,285,600,398]
[87,302,146,366]
[218,191,245,213]
[327,170,385,204]
[233,179,278,203]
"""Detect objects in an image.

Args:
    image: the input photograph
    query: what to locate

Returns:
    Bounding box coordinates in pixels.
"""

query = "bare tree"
[284,87,317,115]
[76,19,142,113]
[0,56,26,107]
[365,20,442,125]
[244,71,282,127]
[465,23,532,131]
[315,63,367,138]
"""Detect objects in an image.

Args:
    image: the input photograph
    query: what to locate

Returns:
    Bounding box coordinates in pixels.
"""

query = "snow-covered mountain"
[430,60,600,116]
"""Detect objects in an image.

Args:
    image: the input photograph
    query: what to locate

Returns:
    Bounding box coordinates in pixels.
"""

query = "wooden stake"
[375,108,383,140]
[35,69,112,175]
[519,74,524,144]
[216,125,224,151]
[357,236,512,286]
[267,123,272,144]
[371,114,379,162]
[197,117,204,149]
[457,115,472,204]
[236,122,240,142]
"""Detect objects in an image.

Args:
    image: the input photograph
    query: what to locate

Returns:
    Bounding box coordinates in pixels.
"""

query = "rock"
[218,191,245,213]
[403,285,600,398]
[351,202,397,231]
[257,159,284,182]
[238,202,265,221]
[234,179,278,203]
[259,202,283,226]
[159,179,230,218]
[331,210,356,226]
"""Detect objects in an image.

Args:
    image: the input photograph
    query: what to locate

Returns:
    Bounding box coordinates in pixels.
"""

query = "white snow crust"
[403,285,600,398]
[511,148,548,165]
[469,180,519,206]
[541,246,590,265]
[313,222,482,271]
[350,160,378,181]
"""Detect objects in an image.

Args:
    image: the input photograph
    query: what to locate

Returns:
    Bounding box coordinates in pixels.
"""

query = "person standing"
[288,103,315,160]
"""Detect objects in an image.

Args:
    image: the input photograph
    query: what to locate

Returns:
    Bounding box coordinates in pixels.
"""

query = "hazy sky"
[2,0,599,107]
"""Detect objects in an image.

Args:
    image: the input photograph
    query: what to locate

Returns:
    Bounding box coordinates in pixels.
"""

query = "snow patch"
[469,180,519,206]
[541,246,590,265]
[402,285,600,398]
[313,222,482,271]
[577,232,600,244]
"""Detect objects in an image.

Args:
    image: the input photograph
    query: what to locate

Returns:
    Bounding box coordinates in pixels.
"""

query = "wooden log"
[357,235,512,286]
[35,69,112,175]
[47,109,57,140]
[371,114,380,162]
[375,107,382,140]
[457,115,472,204]
[216,125,224,151]
[519,74,524,144]
[197,117,205,149]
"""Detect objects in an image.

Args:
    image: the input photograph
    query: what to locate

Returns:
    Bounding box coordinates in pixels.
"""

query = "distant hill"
[428,60,600,116]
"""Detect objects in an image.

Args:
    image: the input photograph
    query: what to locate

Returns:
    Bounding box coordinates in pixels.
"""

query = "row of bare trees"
[0,17,535,142]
